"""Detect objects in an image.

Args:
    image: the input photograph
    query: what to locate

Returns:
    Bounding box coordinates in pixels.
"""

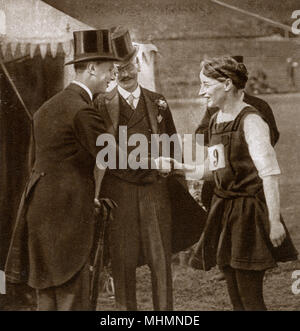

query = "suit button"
[41,172,45,176]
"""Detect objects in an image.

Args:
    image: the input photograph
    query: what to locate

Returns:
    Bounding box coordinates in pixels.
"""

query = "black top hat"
[111,26,139,63]
[231,55,244,63]
[65,29,121,65]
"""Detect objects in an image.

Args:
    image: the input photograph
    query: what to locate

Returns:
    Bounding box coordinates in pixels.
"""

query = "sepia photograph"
[0,0,300,314]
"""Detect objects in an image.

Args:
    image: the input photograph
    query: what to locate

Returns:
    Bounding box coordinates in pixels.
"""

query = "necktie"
[127,94,135,110]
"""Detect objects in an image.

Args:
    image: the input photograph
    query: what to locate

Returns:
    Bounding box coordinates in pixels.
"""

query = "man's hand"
[270,221,286,247]
[94,198,106,217]
[94,198,118,218]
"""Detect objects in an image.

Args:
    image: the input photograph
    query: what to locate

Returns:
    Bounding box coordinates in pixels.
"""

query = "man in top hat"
[5,29,120,310]
[94,27,207,311]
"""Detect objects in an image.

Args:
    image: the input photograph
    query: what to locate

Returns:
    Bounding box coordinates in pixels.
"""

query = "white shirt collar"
[117,84,141,100]
[72,80,93,101]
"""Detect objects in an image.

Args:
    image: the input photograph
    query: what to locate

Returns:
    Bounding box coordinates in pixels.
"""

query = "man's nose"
[110,70,116,81]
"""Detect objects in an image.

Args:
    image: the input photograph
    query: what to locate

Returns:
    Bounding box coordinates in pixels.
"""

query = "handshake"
[154,157,202,179]
[124,154,206,180]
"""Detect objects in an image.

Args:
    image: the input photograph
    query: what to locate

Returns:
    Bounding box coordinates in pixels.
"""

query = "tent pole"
[0,57,33,121]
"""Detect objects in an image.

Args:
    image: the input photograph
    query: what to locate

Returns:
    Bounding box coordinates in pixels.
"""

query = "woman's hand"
[154,157,205,180]
[261,175,285,248]
[269,221,286,247]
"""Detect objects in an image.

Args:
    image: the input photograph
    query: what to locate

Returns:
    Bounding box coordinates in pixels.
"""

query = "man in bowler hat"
[5,29,120,310]
[94,27,207,310]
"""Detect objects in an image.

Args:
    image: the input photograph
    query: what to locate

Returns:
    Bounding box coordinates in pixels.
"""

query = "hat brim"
[65,55,121,66]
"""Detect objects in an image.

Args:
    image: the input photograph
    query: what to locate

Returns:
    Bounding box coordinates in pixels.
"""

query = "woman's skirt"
[190,190,298,271]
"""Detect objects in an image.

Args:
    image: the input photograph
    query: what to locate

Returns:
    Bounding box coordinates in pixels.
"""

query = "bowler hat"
[65,29,120,65]
[111,26,139,63]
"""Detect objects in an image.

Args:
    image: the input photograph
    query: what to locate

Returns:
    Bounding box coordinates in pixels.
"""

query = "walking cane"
[90,198,117,310]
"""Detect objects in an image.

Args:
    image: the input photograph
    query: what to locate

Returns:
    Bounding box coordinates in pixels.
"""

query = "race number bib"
[208,144,226,171]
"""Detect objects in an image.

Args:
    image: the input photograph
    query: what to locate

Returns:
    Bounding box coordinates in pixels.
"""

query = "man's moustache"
[120,77,132,82]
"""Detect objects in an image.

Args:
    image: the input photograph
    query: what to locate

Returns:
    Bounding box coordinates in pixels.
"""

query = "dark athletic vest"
[208,106,263,198]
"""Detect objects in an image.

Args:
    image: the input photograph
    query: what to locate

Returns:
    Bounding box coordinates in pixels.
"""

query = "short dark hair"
[202,56,248,90]
[74,61,89,73]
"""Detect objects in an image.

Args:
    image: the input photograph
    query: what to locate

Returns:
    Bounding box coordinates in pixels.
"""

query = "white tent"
[0,0,159,91]
[0,0,88,60]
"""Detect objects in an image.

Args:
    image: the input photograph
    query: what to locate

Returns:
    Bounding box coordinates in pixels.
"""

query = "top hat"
[111,26,139,63]
[231,55,244,63]
[65,29,121,65]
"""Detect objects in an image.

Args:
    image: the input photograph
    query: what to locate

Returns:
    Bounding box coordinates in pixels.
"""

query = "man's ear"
[87,62,96,77]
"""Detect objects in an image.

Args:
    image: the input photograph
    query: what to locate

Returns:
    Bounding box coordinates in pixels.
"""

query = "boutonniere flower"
[155,98,168,124]
[155,98,168,111]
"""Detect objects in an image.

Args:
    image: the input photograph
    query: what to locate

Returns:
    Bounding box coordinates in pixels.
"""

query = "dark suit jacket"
[5,83,108,289]
[94,87,207,254]
[196,92,280,146]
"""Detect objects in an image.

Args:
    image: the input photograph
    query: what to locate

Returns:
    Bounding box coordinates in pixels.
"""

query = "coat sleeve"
[163,101,183,163]
[243,114,281,178]
[73,107,110,158]
[73,107,126,168]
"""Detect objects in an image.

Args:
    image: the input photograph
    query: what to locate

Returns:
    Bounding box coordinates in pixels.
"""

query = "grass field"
[114,93,300,311]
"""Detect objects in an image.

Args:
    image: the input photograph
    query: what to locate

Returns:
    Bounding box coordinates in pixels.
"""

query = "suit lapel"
[119,95,134,122]
[95,99,115,136]
[104,88,120,134]
[125,97,147,129]
[142,88,159,134]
